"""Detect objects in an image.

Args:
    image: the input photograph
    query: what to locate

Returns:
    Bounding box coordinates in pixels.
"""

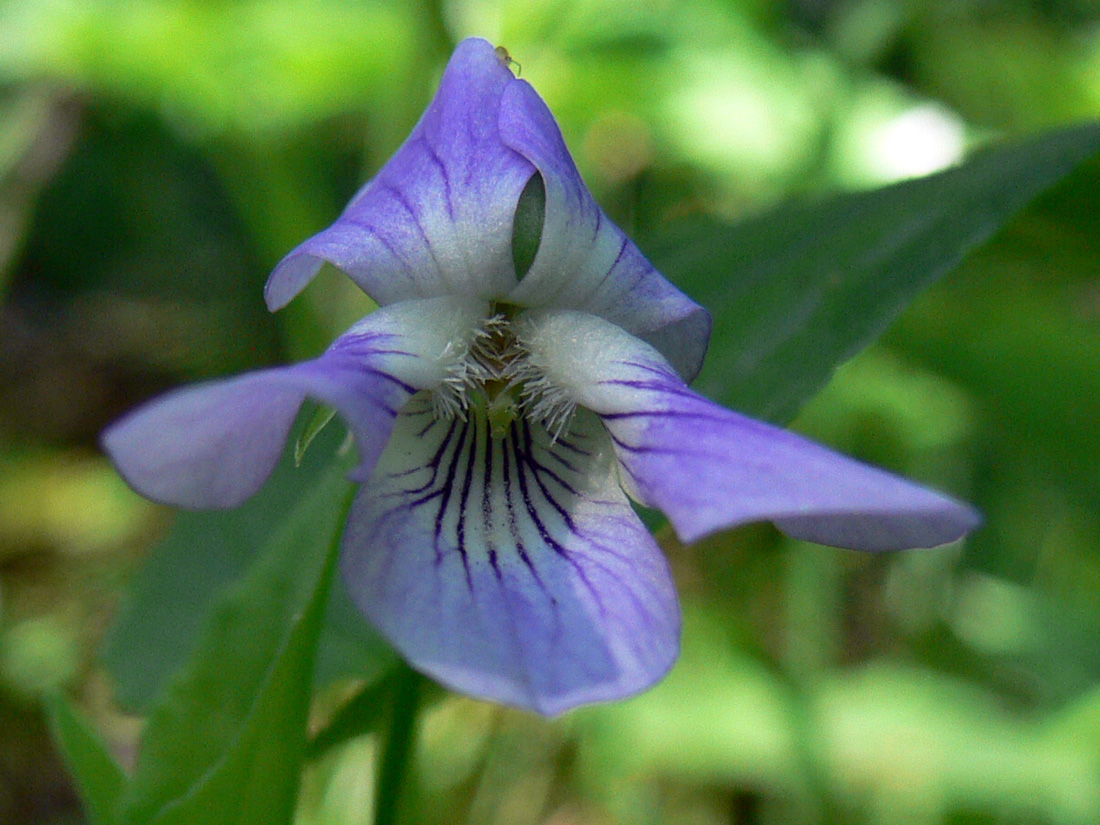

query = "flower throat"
[432,303,576,441]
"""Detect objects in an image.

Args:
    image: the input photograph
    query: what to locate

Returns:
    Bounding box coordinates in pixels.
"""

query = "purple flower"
[103,38,979,715]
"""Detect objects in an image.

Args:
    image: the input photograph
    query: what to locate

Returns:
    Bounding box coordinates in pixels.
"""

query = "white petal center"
[429,304,581,439]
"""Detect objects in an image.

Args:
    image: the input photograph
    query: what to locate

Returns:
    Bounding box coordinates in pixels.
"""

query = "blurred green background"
[3,0,1100,823]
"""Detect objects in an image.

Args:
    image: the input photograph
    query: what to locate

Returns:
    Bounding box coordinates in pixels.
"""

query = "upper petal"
[341,403,680,715]
[519,310,981,551]
[499,79,711,381]
[265,36,710,382]
[265,38,535,309]
[102,297,488,509]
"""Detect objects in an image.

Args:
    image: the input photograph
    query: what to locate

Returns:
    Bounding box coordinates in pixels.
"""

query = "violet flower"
[103,38,979,715]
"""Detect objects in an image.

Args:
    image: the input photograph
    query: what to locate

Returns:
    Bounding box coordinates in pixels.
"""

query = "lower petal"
[519,310,980,551]
[340,403,680,715]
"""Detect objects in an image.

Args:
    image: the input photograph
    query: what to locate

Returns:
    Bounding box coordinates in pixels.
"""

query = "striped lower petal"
[340,401,680,715]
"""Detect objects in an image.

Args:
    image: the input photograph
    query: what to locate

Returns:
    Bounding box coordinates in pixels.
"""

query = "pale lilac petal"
[103,297,488,509]
[519,310,980,551]
[499,80,711,381]
[340,402,680,715]
[102,374,311,510]
[265,38,535,310]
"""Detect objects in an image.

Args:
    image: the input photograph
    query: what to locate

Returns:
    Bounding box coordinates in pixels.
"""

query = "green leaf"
[294,404,337,466]
[46,693,126,825]
[313,580,401,689]
[115,463,353,825]
[308,666,444,760]
[886,199,1100,514]
[308,671,398,760]
[650,123,1100,424]
[101,420,394,710]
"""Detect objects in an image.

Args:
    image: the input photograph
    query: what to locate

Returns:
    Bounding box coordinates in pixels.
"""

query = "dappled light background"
[3,0,1100,823]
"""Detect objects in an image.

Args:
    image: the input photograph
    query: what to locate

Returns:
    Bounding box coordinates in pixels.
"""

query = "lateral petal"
[265,38,534,309]
[102,297,488,509]
[499,79,711,381]
[341,404,680,715]
[519,309,980,551]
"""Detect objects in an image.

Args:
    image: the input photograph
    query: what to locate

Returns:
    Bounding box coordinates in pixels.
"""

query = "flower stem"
[783,541,843,680]
[373,665,422,825]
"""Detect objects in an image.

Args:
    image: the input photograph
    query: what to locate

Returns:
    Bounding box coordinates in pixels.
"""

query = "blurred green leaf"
[0,0,418,136]
[1047,681,1100,756]
[651,122,1100,424]
[101,421,395,710]
[46,693,125,825]
[892,258,1100,510]
[307,671,398,760]
[115,461,351,825]
[814,663,1100,822]
[911,18,1093,131]
[579,606,803,790]
[308,665,444,761]
[0,89,78,303]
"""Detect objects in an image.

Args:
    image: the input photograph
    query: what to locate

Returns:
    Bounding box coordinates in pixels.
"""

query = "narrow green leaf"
[650,123,1100,424]
[116,464,353,825]
[46,693,126,825]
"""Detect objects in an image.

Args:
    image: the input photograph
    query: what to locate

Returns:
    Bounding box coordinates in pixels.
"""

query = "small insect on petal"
[494,45,521,75]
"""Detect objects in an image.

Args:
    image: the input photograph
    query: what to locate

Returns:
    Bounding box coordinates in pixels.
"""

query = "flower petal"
[499,79,711,380]
[519,309,981,551]
[102,297,488,509]
[340,403,680,715]
[265,38,535,310]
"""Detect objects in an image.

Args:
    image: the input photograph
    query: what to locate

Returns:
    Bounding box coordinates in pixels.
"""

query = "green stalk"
[373,665,423,825]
